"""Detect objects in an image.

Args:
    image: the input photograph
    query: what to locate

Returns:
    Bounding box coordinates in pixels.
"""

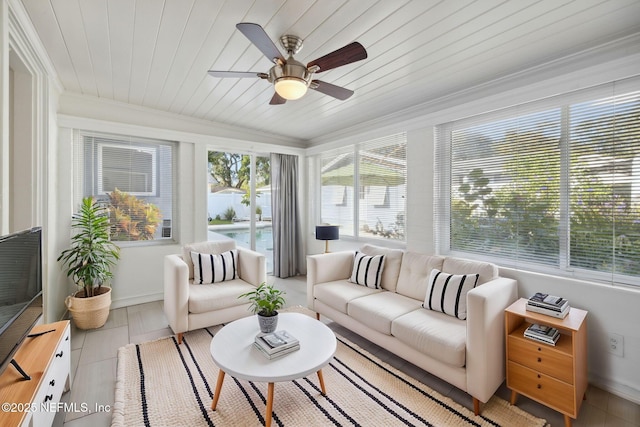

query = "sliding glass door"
[207,151,273,274]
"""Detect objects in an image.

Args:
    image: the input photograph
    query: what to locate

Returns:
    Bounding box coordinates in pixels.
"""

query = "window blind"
[320,151,355,236]
[358,133,407,241]
[569,90,640,278]
[75,131,176,243]
[437,79,640,285]
[449,108,561,266]
[320,133,407,241]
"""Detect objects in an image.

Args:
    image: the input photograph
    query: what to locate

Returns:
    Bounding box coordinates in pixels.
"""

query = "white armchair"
[164,240,266,343]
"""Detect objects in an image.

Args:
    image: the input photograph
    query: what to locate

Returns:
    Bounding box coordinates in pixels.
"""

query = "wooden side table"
[505,298,587,427]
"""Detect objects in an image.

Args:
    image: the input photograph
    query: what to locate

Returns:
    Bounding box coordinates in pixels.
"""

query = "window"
[436,82,640,285]
[320,133,407,241]
[207,151,273,274]
[76,132,176,243]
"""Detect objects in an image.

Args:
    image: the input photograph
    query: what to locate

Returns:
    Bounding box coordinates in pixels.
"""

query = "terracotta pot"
[65,287,112,330]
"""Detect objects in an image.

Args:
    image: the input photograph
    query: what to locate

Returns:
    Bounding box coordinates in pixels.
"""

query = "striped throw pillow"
[349,251,385,289]
[423,269,479,320]
[190,249,238,284]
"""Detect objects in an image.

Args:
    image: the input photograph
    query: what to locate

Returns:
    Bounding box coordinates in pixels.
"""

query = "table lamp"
[315,225,339,253]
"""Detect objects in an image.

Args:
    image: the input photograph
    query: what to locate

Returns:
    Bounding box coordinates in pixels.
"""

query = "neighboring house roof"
[212,187,245,194]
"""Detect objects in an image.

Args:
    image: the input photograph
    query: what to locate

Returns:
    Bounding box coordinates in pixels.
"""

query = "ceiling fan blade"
[207,70,267,78]
[236,23,284,63]
[311,80,354,100]
[269,92,287,105]
[307,42,367,73]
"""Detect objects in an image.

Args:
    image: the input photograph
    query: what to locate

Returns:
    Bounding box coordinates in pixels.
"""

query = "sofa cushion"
[441,257,497,286]
[424,270,478,320]
[188,279,255,314]
[348,292,422,335]
[391,309,467,368]
[190,249,238,284]
[183,240,237,280]
[313,280,381,314]
[349,252,385,289]
[360,244,404,292]
[396,252,445,301]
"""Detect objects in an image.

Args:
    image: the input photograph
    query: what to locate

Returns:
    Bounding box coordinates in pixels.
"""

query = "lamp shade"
[274,77,308,100]
[315,225,339,241]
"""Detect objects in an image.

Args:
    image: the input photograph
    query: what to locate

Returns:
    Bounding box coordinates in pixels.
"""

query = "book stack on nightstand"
[524,323,560,346]
[526,292,570,318]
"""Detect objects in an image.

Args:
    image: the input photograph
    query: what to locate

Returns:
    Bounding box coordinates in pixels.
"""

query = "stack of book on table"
[524,323,560,346]
[526,292,570,319]
[254,330,300,359]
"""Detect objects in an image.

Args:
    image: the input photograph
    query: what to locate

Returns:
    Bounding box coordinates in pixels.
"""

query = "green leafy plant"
[107,188,162,241]
[57,197,121,297]
[238,283,286,317]
[223,206,236,221]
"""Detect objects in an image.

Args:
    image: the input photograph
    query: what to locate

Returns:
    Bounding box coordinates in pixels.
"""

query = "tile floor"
[54,275,640,426]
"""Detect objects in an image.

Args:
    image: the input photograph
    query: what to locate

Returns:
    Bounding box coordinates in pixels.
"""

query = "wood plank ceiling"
[21,0,640,143]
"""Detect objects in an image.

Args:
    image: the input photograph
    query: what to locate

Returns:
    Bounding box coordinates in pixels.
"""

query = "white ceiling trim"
[57,91,306,148]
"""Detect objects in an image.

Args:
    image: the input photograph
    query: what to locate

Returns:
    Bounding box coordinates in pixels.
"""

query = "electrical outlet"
[608,333,624,357]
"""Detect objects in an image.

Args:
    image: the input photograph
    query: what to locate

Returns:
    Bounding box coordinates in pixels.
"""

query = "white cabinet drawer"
[22,323,71,427]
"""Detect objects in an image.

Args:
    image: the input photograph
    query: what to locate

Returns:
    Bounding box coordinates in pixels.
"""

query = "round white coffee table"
[210,312,336,427]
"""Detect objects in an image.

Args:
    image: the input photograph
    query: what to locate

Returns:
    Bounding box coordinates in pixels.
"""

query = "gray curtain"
[271,153,303,278]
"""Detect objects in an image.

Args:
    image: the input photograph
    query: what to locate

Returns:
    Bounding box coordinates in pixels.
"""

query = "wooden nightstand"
[505,298,587,427]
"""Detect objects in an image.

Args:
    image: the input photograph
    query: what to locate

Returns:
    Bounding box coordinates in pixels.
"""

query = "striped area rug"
[113,325,546,426]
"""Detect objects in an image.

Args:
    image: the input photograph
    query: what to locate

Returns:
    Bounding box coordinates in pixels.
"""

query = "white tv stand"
[0,321,71,427]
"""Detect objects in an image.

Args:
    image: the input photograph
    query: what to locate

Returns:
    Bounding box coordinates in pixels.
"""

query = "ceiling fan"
[208,23,368,105]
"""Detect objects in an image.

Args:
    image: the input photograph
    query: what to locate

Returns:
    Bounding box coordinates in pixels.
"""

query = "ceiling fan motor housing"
[268,56,313,86]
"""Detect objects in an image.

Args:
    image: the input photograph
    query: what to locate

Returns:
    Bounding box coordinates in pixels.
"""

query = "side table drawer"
[508,361,575,415]
[508,336,573,384]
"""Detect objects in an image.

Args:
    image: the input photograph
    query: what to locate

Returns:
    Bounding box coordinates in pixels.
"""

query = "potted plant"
[238,283,286,333]
[58,197,121,329]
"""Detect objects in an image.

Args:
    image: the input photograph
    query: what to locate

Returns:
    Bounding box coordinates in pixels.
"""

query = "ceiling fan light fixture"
[274,77,308,100]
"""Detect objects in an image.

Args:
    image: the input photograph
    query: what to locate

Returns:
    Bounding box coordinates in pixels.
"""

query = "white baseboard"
[589,372,640,405]
[111,293,164,309]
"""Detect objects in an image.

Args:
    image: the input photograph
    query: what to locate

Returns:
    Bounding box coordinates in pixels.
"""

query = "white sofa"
[307,244,518,415]
[164,240,266,343]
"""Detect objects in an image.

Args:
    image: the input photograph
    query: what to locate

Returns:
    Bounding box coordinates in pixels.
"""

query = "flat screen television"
[0,227,43,376]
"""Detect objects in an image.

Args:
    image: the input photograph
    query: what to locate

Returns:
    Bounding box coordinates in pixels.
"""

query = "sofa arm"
[306,251,354,308]
[466,277,518,403]
[164,254,190,335]
[237,247,266,286]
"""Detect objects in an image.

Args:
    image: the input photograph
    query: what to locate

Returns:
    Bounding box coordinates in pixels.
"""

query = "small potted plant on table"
[239,283,286,333]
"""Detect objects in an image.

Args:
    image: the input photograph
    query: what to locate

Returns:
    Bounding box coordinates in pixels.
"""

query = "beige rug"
[113,314,547,426]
